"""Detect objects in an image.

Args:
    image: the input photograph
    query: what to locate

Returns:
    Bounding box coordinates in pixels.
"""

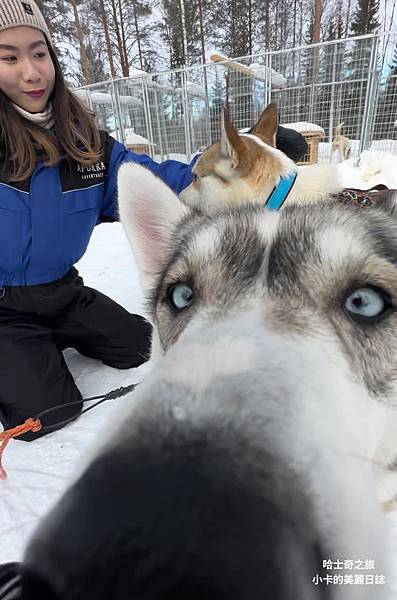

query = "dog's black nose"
[0,563,58,600]
[21,570,59,600]
[22,435,327,600]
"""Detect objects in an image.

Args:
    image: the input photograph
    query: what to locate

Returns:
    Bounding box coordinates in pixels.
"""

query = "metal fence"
[75,31,397,164]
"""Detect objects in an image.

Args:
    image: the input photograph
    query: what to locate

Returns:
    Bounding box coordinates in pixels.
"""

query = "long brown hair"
[0,41,101,182]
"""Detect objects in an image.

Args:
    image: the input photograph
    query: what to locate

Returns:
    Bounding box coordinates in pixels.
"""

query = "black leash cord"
[34,383,139,433]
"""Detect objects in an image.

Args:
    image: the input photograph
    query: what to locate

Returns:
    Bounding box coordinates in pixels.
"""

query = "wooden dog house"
[299,130,323,164]
[282,122,325,164]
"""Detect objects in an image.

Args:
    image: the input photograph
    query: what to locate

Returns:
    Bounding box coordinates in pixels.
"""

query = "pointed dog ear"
[220,105,247,169]
[371,188,397,213]
[118,163,188,292]
[251,102,279,147]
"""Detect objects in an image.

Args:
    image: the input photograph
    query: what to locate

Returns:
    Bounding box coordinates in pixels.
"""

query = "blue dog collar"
[265,171,297,210]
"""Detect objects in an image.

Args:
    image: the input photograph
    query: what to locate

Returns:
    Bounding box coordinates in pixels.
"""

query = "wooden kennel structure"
[298,130,323,165]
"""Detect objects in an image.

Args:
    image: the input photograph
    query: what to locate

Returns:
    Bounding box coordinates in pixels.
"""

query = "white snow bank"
[336,150,397,189]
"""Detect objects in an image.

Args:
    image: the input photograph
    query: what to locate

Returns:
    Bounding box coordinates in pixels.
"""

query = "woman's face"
[0,26,55,113]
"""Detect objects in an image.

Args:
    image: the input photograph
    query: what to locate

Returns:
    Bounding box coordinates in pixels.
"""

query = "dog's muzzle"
[19,316,387,600]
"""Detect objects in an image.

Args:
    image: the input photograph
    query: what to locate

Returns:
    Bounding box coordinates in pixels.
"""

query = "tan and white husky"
[180,103,343,212]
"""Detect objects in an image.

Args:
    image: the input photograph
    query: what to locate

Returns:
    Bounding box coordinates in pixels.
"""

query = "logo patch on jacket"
[22,2,34,15]
[60,160,107,192]
[77,161,106,180]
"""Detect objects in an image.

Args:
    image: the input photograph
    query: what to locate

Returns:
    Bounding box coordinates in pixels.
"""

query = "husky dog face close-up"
[18,164,397,600]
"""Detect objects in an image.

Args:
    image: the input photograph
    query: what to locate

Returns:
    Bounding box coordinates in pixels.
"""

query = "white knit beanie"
[0,0,51,43]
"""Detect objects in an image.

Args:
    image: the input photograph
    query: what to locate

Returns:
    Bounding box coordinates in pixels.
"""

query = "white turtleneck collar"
[12,102,54,130]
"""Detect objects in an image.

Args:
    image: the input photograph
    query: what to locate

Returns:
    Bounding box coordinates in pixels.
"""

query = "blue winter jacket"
[0,131,194,287]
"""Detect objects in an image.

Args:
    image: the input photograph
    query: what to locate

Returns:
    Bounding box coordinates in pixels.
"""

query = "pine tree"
[72,0,114,85]
[98,0,116,78]
[218,0,253,57]
[83,40,109,85]
[350,0,380,35]
[184,0,202,65]
[158,0,212,70]
[197,0,206,64]
[264,0,270,49]
[217,0,254,129]
[90,0,154,78]
[346,0,380,136]
[35,0,77,79]
[158,0,185,70]
[130,0,148,70]
[70,0,91,84]
[35,0,72,49]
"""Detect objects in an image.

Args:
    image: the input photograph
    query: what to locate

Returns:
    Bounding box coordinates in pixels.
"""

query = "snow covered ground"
[338,150,397,189]
[0,152,397,595]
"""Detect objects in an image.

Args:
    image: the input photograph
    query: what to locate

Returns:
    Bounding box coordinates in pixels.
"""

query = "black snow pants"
[0,268,152,441]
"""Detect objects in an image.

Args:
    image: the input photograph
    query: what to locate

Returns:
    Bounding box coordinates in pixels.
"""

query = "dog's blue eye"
[344,288,389,320]
[168,283,193,310]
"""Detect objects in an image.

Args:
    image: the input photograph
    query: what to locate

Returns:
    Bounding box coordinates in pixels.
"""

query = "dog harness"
[332,185,389,208]
[265,171,298,210]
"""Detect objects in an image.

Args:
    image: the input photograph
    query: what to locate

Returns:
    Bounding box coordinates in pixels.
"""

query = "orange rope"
[0,418,42,480]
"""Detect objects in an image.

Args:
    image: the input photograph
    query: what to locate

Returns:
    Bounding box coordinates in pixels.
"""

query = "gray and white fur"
[19,164,397,600]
